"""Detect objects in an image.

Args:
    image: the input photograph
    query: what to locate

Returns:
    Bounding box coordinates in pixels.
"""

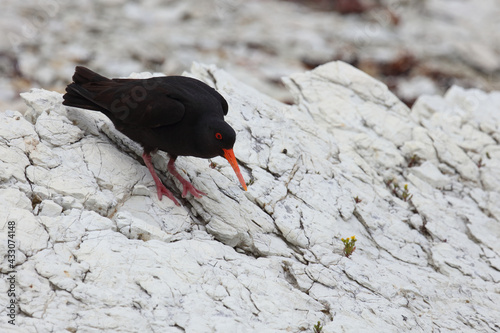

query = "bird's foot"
[178,179,207,198]
[143,152,181,206]
[167,156,207,199]
[155,183,180,206]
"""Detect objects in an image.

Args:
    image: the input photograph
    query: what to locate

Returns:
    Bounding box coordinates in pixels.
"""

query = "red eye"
[215,133,222,140]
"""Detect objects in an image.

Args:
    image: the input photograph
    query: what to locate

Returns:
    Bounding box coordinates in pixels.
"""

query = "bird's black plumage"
[63,66,246,206]
[63,66,233,157]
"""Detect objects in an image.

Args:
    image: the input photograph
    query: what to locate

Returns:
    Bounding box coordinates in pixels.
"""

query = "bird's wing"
[67,78,186,128]
[178,77,228,116]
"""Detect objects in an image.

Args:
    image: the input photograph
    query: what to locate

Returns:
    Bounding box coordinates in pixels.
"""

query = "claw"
[142,153,207,205]
[167,157,206,199]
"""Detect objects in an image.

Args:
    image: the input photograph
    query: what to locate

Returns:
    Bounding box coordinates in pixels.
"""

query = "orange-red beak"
[223,148,247,191]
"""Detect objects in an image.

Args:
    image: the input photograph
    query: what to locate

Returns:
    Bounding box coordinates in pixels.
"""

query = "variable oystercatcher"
[63,66,247,206]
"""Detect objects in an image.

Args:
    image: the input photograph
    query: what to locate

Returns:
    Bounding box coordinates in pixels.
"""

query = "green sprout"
[341,236,357,258]
[407,154,421,167]
[400,184,413,202]
[313,321,323,333]
[386,179,413,202]
[209,161,218,169]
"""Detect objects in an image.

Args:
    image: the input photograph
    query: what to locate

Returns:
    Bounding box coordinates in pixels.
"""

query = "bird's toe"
[181,183,206,198]
[157,185,180,206]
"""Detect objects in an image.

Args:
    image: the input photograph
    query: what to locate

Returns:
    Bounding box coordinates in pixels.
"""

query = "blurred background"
[1,0,499,112]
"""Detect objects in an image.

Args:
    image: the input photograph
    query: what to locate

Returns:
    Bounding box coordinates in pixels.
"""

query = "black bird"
[63,66,247,206]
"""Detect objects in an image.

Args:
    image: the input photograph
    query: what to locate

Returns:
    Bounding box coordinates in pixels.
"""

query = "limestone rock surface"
[0,62,499,332]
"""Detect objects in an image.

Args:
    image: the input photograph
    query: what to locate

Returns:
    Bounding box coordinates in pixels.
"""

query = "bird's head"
[198,120,247,191]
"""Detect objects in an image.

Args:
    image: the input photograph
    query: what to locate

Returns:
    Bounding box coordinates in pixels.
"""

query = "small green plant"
[386,178,413,202]
[354,196,362,204]
[407,154,421,167]
[313,321,323,333]
[341,236,357,258]
[400,184,413,202]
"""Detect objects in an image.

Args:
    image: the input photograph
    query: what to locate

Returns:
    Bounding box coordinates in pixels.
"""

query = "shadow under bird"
[62,66,247,206]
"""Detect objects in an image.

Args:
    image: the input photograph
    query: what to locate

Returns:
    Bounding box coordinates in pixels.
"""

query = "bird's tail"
[62,66,110,112]
[72,66,109,84]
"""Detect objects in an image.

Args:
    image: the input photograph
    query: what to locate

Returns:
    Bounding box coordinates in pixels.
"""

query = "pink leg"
[167,156,206,198]
[142,152,180,206]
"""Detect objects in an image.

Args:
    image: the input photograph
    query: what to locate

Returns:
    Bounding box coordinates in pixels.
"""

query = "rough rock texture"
[1,62,500,332]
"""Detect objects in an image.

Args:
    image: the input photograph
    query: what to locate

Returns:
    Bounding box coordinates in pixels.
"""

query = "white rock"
[34,106,84,147]
[0,142,29,184]
[0,188,32,210]
[1,62,499,332]
[39,200,63,217]
[455,40,500,72]
[397,76,439,102]
[410,161,450,188]
[0,207,49,257]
